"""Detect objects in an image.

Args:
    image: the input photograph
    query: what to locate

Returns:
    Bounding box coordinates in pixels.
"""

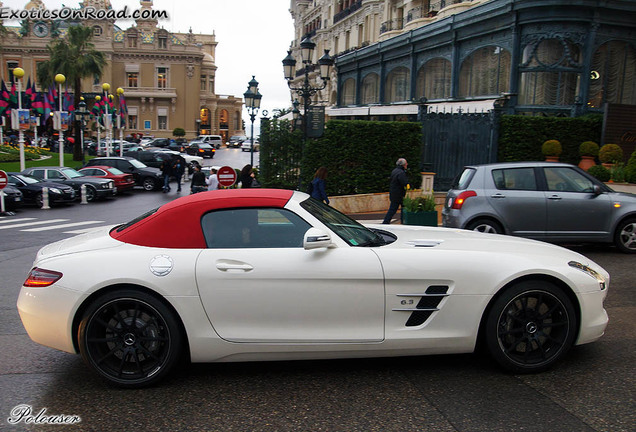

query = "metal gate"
[419,109,500,191]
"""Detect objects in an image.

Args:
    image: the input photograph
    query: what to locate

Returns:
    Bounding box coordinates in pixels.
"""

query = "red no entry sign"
[0,170,8,190]
[217,166,237,187]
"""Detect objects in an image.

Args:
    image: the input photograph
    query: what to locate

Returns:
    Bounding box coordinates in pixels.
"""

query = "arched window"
[518,38,581,106]
[361,73,379,104]
[385,67,411,103]
[588,41,636,108]
[416,58,451,100]
[341,78,356,105]
[459,46,511,98]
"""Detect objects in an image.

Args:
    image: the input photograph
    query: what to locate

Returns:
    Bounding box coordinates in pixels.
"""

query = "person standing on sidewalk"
[382,158,409,224]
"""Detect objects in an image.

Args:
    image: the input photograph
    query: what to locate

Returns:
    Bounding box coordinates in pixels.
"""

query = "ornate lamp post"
[102,82,112,156]
[116,87,125,157]
[54,73,66,167]
[243,76,262,167]
[12,67,26,171]
[75,98,89,163]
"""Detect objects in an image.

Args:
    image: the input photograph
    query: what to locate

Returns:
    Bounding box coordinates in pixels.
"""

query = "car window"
[492,168,537,191]
[47,170,64,179]
[30,169,45,179]
[61,168,83,179]
[543,167,595,193]
[128,159,147,168]
[80,169,96,175]
[107,168,124,175]
[452,168,475,190]
[201,208,311,249]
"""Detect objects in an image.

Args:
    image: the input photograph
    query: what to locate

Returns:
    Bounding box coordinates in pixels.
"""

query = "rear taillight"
[199,149,204,153]
[451,191,477,209]
[23,268,63,287]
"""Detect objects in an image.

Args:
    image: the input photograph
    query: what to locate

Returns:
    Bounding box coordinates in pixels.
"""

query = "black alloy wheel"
[485,281,577,373]
[142,177,157,191]
[78,290,182,388]
[35,192,44,208]
[84,185,96,202]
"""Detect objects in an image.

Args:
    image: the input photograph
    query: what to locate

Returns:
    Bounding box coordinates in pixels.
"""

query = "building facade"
[288,0,636,119]
[0,0,244,141]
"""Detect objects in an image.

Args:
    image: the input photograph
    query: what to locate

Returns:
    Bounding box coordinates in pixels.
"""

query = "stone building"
[0,0,244,141]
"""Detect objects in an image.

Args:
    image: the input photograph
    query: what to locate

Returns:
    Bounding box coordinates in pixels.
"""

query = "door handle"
[490,193,506,198]
[216,261,254,272]
[548,195,562,200]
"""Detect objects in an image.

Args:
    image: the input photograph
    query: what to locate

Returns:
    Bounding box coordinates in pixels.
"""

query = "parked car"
[227,135,247,148]
[17,189,609,387]
[21,166,116,202]
[123,150,172,169]
[0,184,23,211]
[152,148,204,168]
[241,139,260,152]
[78,166,136,194]
[144,138,171,148]
[442,162,636,253]
[7,173,76,207]
[197,135,224,149]
[84,157,163,191]
[186,142,215,158]
[96,139,126,156]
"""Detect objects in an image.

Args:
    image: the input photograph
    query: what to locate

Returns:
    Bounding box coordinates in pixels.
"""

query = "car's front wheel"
[142,177,157,191]
[84,185,96,202]
[466,218,503,234]
[78,290,183,388]
[615,218,636,253]
[485,281,577,373]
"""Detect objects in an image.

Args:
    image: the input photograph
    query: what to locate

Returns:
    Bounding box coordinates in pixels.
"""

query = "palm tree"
[37,25,106,161]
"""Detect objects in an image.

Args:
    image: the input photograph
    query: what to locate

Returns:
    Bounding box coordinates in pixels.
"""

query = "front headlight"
[569,261,607,290]
[48,188,61,194]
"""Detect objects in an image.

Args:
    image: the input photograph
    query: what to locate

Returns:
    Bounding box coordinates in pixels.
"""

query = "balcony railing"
[429,0,473,14]
[407,7,424,23]
[333,1,363,24]
[380,18,404,35]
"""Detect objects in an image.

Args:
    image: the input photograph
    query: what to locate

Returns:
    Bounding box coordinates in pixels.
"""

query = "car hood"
[35,226,122,261]
[138,167,162,175]
[38,181,74,190]
[368,224,595,264]
[65,177,112,185]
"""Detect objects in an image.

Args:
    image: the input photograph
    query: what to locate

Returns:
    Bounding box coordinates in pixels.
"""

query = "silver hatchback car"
[442,162,636,253]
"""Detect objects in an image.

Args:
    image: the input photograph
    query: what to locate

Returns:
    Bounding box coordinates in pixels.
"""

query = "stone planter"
[545,156,560,162]
[578,156,596,171]
[402,210,438,226]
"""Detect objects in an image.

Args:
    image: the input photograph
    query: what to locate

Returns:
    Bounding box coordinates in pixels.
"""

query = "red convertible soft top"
[110,189,294,248]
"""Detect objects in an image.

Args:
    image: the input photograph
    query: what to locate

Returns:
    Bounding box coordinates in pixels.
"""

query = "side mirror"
[303,228,332,250]
[593,185,602,196]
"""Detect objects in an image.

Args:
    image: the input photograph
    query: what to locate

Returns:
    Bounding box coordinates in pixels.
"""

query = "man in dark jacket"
[382,158,409,224]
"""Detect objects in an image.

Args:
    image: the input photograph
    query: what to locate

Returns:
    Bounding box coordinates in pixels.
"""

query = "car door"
[486,167,546,237]
[541,166,612,240]
[195,207,385,343]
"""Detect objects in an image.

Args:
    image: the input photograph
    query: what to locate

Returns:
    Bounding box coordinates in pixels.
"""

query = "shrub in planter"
[599,143,623,164]
[626,150,636,184]
[402,195,438,226]
[579,141,599,157]
[587,165,610,182]
[541,140,562,157]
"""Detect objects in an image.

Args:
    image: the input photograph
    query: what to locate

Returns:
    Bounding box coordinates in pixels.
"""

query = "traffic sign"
[0,170,8,190]
[217,166,237,187]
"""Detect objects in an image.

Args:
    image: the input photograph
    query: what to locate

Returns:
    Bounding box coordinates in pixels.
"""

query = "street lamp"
[12,67,26,171]
[75,97,89,163]
[102,83,112,156]
[55,73,65,167]
[116,87,125,157]
[243,75,262,167]
[282,36,334,187]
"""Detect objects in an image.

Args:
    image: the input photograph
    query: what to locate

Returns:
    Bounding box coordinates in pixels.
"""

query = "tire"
[466,218,503,234]
[84,185,96,202]
[78,290,183,388]
[35,192,44,208]
[142,177,157,191]
[485,281,577,373]
[614,218,636,253]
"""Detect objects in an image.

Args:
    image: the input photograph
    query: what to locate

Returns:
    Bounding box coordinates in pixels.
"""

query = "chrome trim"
[392,307,439,312]
[396,293,449,297]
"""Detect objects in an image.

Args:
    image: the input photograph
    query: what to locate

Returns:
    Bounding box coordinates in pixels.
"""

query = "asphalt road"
[0,177,634,431]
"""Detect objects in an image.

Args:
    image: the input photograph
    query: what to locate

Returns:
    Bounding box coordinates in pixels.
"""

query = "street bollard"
[41,187,50,210]
[80,184,88,204]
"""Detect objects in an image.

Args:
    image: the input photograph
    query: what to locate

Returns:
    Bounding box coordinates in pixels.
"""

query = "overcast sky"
[2,0,295,127]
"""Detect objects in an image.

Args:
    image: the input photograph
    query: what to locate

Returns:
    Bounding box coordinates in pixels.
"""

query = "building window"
[209,77,214,93]
[220,109,228,128]
[93,25,102,37]
[200,75,206,91]
[417,58,451,100]
[158,35,168,49]
[385,67,410,103]
[361,73,379,105]
[459,46,511,98]
[234,111,240,131]
[588,41,636,108]
[128,34,137,48]
[518,39,579,106]
[158,115,167,130]
[341,78,356,105]
[157,67,168,89]
[7,61,20,83]
[127,72,139,88]
[128,114,138,130]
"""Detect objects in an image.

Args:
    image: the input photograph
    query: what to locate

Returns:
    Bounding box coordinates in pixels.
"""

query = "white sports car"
[17,189,609,387]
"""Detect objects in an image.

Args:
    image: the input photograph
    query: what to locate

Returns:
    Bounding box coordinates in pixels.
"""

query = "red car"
[78,165,135,194]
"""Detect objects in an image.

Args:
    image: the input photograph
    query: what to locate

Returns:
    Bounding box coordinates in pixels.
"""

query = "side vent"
[404,285,449,327]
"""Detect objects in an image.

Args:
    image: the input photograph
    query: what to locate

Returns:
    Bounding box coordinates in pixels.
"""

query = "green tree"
[172,127,186,138]
[37,25,106,161]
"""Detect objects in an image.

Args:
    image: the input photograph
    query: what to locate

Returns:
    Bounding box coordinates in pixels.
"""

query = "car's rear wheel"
[78,290,182,388]
[615,218,636,253]
[485,281,577,373]
[142,177,157,191]
[466,218,503,234]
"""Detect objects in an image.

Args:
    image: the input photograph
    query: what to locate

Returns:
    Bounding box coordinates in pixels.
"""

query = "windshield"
[128,159,147,168]
[300,198,385,247]
[61,168,83,179]
[107,167,124,175]
[13,174,41,184]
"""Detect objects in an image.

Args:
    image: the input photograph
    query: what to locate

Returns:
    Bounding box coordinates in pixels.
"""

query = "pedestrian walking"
[382,158,409,224]
[190,164,207,194]
[172,155,186,192]
[207,168,219,191]
[160,157,173,193]
[239,164,255,188]
[309,166,330,204]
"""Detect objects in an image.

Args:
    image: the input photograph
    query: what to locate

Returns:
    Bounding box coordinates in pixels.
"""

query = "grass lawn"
[0,152,93,172]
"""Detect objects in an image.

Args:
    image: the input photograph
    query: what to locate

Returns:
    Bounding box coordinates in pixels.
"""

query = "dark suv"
[84,157,163,191]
